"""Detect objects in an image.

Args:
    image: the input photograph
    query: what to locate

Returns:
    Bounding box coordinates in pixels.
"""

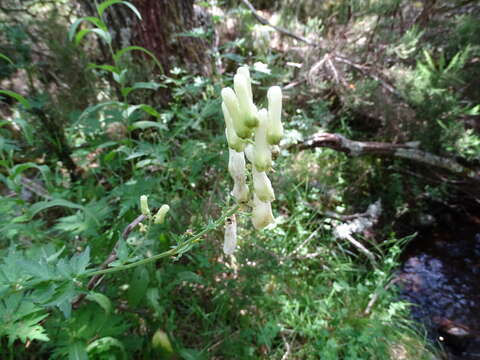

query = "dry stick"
[296,132,480,182]
[343,233,377,265]
[72,214,147,308]
[364,278,401,315]
[239,0,317,46]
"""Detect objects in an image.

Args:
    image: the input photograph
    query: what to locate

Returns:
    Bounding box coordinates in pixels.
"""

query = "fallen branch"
[239,0,317,46]
[297,132,480,182]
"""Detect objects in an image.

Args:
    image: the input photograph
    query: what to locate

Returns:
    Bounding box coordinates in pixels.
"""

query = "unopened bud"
[234,73,258,128]
[252,167,275,202]
[251,194,275,230]
[154,204,170,224]
[152,329,174,354]
[140,195,150,216]
[267,86,283,145]
[221,88,251,139]
[253,109,272,171]
[222,102,245,152]
[237,66,252,99]
[223,215,237,255]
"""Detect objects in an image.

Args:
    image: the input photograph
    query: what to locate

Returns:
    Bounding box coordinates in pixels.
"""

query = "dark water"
[398,220,480,359]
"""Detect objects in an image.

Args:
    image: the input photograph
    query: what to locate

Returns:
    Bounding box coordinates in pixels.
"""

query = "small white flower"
[223,215,237,255]
[234,71,258,128]
[221,87,251,139]
[251,194,275,230]
[267,86,283,145]
[228,149,249,202]
[222,102,245,152]
[252,167,275,202]
[253,109,272,172]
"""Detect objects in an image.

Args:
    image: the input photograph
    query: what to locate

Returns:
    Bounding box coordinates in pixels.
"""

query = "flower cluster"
[221,65,283,254]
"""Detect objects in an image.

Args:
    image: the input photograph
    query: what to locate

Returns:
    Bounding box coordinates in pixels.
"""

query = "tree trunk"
[133,0,212,76]
[79,0,212,76]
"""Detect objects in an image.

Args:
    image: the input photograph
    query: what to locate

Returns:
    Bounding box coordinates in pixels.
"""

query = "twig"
[295,132,480,183]
[285,229,319,260]
[239,0,317,46]
[343,233,377,265]
[281,333,292,360]
[364,278,400,315]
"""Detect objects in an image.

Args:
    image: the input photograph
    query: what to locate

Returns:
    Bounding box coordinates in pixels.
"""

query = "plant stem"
[82,204,240,278]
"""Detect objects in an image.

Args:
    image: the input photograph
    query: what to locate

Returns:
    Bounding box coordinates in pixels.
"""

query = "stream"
[397,211,480,359]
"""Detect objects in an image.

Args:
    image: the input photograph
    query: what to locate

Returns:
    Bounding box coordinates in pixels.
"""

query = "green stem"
[82,204,240,278]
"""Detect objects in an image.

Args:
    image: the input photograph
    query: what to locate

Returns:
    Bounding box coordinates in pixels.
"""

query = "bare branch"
[296,132,480,182]
[239,0,318,46]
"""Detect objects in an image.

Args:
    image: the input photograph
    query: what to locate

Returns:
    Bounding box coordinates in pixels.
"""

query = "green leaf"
[68,17,107,42]
[121,81,165,98]
[86,292,112,314]
[124,104,160,119]
[87,63,119,74]
[86,337,127,359]
[0,293,50,345]
[68,342,88,360]
[114,46,163,74]
[97,0,142,20]
[0,53,13,64]
[127,266,149,307]
[78,101,123,122]
[10,162,51,183]
[76,28,112,45]
[0,90,30,108]
[29,199,85,218]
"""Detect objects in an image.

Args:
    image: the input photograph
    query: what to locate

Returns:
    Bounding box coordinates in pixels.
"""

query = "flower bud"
[222,102,245,152]
[140,195,150,216]
[252,167,275,202]
[267,86,283,145]
[237,66,252,100]
[234,73,258,128]
[251,194,275,230]
[152,329,174,355]
[221,87,251,139]
[223,215,237,255]
[253,109,272,171]
[154,204,170,224]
